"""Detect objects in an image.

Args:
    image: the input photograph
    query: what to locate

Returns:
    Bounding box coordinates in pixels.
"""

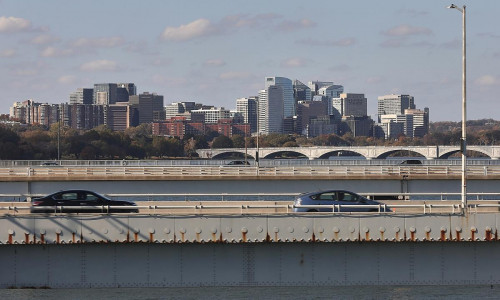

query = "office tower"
[258,85,284,134]
[116,83,137,102]
[293,80,311,102]
[94,83,118,105]
[404,108,430,137]
[165,102,197,120]
[377,94,415,123]
[69,88,93,105]
[129,92,164,124]
[318,85,344,98]
[296,100,328,135]
[331,93,367,119]
[236,97,258,133]
[105,103,131,131]
[265,77,294,117]
[308,81,334,95]
[190,107,231,124]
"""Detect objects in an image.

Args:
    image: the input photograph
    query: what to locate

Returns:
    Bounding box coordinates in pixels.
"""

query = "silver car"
[293,190,390,212]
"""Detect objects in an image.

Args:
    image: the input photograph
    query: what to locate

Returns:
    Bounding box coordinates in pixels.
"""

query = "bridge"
[2,163,500,288]
[197,145,500,160]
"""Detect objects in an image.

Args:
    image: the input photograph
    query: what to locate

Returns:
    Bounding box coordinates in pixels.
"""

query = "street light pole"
[447,4,467,213]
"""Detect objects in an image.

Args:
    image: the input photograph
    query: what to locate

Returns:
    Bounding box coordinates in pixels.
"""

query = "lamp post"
[447,4,467,213]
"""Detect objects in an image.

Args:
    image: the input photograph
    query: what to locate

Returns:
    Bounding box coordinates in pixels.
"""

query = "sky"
[0,0,499,122]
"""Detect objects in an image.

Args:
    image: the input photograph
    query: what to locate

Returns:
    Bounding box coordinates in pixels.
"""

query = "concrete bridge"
[197,145,500,160]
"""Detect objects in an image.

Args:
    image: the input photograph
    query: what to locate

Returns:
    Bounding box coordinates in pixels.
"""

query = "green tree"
[212,135,233,148]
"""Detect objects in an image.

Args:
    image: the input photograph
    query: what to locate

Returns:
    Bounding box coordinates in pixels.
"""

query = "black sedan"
[30,190,138,213]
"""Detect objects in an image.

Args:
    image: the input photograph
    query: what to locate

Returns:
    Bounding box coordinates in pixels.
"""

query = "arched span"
[211,151,254,160]
[438,149,491,159]
[375,149,427,159]
[263,150,309,159]
[318,150,365,159]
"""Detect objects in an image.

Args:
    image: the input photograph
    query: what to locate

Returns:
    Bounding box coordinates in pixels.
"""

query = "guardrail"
[1,201,498,215]
[1,165,500,178]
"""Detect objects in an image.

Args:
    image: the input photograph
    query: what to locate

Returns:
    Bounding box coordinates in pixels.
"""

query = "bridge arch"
[438,149,491,159]
[318,150,365,159]
[212,150,255,160]
[375,148,427,159]
[263,150,309,159]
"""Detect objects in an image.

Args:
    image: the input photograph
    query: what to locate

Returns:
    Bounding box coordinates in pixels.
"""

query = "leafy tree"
[212,135,233,148]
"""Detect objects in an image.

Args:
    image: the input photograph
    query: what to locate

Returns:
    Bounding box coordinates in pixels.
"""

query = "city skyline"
[1,1,499,121]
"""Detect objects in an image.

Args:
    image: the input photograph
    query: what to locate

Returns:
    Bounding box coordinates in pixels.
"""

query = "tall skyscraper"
[377,94,415,123]
[332,93,367,119]
[94,83,118,105]
[129,92,164,124]
[116,83,137,102]
[258,85,284,134]
[69,88,93,105]
[236,97,258,133]
[265,77,294,118]
[293,80,311,102]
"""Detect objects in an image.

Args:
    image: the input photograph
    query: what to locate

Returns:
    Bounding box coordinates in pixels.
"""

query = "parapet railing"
[1,202,498,215]
[1,165,500,177]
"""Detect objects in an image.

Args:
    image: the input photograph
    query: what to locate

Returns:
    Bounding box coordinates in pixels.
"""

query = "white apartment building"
[258,85,284,134]
[190,107,230,124]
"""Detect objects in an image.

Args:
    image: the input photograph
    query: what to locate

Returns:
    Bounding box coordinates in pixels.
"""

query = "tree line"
[1,119,500,160]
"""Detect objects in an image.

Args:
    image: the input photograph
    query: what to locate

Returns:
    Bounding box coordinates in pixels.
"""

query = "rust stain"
[134,232,138,242]
[486,230,492,241]
[274,232,278,242]
[242,232,247,243]
[365,232,370,241]
[456,231,461,241]
[126,232,130,242]
[410,231,415,241]
[380,232,384,241]
[8,234,12,244]
[395,232,400,241]
[196,233,200,243]
[212,233,217,242]
[440,230,446,241]
[334,232,338,241]
[149,233,154,243]
[56,233,60,244]
[471,230,475,241]
[181,232,185,243]
[425,232,430,241]
[40,234,45,244]
[312,232,316,242]
[72,233,76,243]
[266,234,270,242]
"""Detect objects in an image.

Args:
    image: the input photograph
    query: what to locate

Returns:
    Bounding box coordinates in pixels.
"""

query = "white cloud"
[80,60,119,72]
[30,34,59,45]
[0,16,34,33]
[382,25,432,37]
[57,75,77,84]
[160,19,216,41]
[475,75,498,86]
[40,46,74,57]
[0,48,16,57]
[276,19,316,32]
[281,57,308,68]
[296,37,356,47]
[204,59,226,67]
[219,71,252,80]
[71,37,125,48]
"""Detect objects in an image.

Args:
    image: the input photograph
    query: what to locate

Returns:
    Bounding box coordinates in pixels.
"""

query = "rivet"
[317,227,324,233]
[302,227,309,233]
[440,227,447,232]
[179,228,186,234]
[226,227,232,233]
[425,226,431,233]
[211,227,217,234]
[333,227,340,233]
[7,229,14,235]
[40,229,46,235]
[486,226,492,232]
[195,228,201,234]
[470,226,477,232]
[241,227,248,233]
[379,227,386,233]
[410,227,416,233]
[394,226,400,233]
[273,227,279,233]
[456,227,462,233]
[363,227,369,233]
[134,228,140,234]
[257,226,263,233]
[164,228,171,234]
[288,227,294,233]
[349,226,355,233]
[149,228,155,234]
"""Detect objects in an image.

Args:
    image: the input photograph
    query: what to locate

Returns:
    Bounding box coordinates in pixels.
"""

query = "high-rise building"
[69,88,93,105]
[129,92,164,124]
[258,85,284,134]
[296,100,328,135]
[105,103,132,131]
[293,80,311,102]
[94,83,118,105]
[116,83,137,102]
[308,81,334,95]
[331,93,367,119]
[377,94,415,123]
[190,107,230,124]
[404,108,430,137]
[236,97,258,133]
[265,77,294,117]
